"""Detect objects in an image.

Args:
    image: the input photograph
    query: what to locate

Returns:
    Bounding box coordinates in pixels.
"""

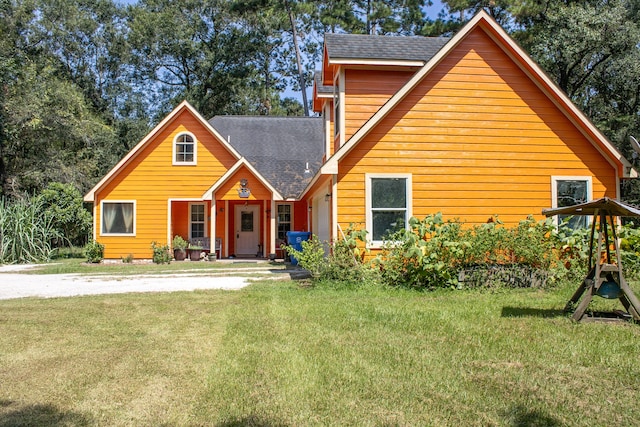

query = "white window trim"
[551,175,593,226]
[189,202,208,240]
[100,200,136,236]
[276,203,294,242]
[172,131,197,166]
[366,173,412,248]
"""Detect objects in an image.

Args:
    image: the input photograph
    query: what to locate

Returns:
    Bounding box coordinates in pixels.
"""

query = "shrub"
[84,240,104,263]
[376,214,467,289]
[37,182,92,248]
[284,235,326,277]
[322,226,370,286]
[121,254,134,263]
[172,235,188,251]
[151,241,171,264]
[376,213,571,290]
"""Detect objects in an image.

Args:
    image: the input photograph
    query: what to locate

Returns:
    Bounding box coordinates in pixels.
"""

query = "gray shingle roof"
[314,71,333,95]
[324,33,449,62]
[209,116,324,199]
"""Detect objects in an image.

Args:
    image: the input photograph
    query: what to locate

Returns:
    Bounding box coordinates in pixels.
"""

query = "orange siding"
[336,27,617,232]
[171,202,189,243]
[95,109,238,259]
[215,166,273,201]
[343,69,414,141]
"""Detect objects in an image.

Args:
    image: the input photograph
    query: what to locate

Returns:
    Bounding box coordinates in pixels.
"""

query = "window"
[173,132,196,164]
[367,174,412,245]
[552,176,592,229]
[277,204,292,241]
[101,201,135,235]
[333,73,342,140]
[190,204,205,239]
[333,92,340,139]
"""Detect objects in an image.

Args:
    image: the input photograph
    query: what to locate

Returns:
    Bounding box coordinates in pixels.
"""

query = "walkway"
[0,262,306,300]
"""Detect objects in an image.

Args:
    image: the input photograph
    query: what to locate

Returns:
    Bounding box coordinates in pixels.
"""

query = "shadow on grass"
[505,404,561,426]
[501,306,566,318]
[216,415,288,427]
[0,401,92,427]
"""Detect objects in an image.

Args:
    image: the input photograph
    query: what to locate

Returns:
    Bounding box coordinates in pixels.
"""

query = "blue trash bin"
[286,231,311,265]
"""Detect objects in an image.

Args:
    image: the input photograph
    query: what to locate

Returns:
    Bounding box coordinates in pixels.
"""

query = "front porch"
[169,199,309,259]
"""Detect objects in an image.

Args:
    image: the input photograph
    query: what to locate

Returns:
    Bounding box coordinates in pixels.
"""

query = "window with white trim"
[101,201,135,235]
[190,204,205,239]
[173,132,196,164]
[552,176,592,229]
[367,174,412,245]
[277,204,292,241]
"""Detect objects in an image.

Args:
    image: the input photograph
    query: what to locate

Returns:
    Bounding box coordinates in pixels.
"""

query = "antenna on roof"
[630,135,640,161]
[304,162,311,175]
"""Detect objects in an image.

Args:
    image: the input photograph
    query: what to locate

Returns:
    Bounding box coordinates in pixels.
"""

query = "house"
[85,11,635,259]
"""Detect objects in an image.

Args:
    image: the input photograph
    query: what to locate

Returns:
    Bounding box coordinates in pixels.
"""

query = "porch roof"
[208,116,324,199]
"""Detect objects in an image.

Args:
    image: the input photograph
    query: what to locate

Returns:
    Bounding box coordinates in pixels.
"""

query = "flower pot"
[174,249,186,261]
[189,249,202,261]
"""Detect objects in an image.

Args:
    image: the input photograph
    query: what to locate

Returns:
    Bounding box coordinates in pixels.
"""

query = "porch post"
[270,199,276,255]
[263,199,268,257]
[210,199,216,255]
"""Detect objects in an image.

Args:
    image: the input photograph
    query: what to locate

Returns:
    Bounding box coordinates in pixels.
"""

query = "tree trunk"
[285,1,309,116]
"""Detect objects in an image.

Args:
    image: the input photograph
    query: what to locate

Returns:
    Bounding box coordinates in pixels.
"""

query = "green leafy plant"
[37,182,92,248]
[84,240,105,263]
[151,241,171,264]
[121,253,134,263]
[284,235,326,278]
[172,235,188,251]
[0,196,59,264]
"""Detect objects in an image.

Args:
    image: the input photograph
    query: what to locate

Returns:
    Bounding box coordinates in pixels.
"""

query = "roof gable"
[320,11,634,178]
[202,158,283,201]
[209,116,324,199]
[84,101,240,202]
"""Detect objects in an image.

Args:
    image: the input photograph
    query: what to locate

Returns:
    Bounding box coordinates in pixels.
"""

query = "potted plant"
[172,235,188,261]
[188,243,203,261]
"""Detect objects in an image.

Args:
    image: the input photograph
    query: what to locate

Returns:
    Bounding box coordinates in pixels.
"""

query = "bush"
[84,240,104,263]
[151,241,171,264]
[376,214,467,289]
[37,182,92,248]
[376,213,570,290]
[284,235,326,277]
[285,227,371,286]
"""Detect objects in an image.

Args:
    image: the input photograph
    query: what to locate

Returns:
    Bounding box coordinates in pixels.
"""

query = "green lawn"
[1,279,639,426]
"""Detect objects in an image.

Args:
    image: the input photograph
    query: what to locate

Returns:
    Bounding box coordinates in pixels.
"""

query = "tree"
[37,182,92,247]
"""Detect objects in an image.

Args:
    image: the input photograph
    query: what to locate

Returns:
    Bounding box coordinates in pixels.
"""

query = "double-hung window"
[101,201,135,235]
[173,132,196,165]
[190,204,205,239]
[367,174,412,246]
[277,204,292,242]
[552,176,592,229]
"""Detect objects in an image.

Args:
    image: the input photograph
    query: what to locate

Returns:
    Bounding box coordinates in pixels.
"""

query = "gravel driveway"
[0,264,251,300]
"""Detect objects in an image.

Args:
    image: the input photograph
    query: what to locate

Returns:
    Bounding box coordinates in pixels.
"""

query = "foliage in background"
[151,241,171,264]
[84,240,104,263]
[37,182,92,247]
[0,196,59,264]
[1,0,638,199]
